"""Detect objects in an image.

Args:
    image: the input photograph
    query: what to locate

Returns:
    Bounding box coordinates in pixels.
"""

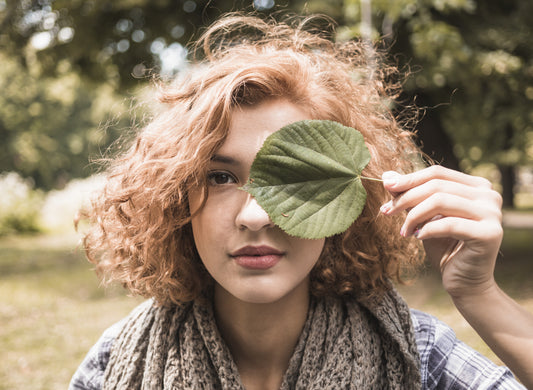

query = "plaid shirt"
[69,309,525,389]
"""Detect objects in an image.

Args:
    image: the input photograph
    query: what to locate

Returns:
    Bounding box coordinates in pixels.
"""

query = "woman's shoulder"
[410,309,525,389]
[68,300,155,390]
[69,299,195,389]
[68,318,125,390]
[69,303,524,390]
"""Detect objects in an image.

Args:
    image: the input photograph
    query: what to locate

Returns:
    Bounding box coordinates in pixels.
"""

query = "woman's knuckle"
[492,190,503,208]
[495,208,503,223]
[424,178,442,194]
[429,191,446,207]
[428,165,445,176]
[472,176,492,189]
[476,187,502,206]
[484,221,503,240]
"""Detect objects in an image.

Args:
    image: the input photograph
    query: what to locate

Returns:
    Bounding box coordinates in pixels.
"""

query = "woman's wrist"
[447,276,498,303]
[443,268,499,305]
[450,281,533,388]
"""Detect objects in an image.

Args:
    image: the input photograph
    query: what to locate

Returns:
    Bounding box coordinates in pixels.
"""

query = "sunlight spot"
[117,39,130,53]
[132,29,145,43]
[254,0,275,10]
[30,31,53,50]
[57,27,74,43]
[183,0,196,13]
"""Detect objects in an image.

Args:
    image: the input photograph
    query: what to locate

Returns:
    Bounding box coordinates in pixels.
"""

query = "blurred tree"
[0,52,127,189]
[291,0,533,207]
[1,0,276,190]
[0,0,264,90]
[2,0,532,206]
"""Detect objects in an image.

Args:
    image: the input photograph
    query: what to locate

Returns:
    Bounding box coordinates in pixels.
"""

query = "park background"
[1,0,532,388]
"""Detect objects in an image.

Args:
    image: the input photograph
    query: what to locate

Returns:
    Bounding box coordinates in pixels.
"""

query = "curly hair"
[82,13,424,306]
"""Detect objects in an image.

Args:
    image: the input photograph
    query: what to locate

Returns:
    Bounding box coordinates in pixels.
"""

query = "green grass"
[1,227,532,388]
[0,233,142,390]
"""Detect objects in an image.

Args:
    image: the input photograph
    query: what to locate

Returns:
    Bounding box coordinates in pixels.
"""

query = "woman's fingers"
[381,179,501,217]
[380,167,503,235]
[382,165,494,194]
[381,166,504,297]
[414,215,503,244]
[380,166,503,263]
[396,192,502,237]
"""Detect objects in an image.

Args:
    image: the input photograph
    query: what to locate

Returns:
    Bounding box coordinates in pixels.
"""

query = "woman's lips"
[230,245,285,270]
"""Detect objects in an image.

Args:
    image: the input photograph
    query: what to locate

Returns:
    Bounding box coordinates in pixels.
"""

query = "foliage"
[0,0,269,89]
[1,0,532,205]
[0,171,107,235]
[0,0,264,190]
[0,172,43,235]
[0,51,128,190]
[311,0,533,171]
[243,120,370,239]
[286,0,533,208]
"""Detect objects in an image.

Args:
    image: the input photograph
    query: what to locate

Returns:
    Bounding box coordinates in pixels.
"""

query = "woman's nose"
[235,194,274,231]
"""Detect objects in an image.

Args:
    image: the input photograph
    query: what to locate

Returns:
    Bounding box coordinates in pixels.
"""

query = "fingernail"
[380,201,393,214]
[400,225,407,237]
[382,171,400,188]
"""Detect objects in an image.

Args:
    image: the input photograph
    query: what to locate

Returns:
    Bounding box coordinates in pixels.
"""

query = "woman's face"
[189,99,325,304]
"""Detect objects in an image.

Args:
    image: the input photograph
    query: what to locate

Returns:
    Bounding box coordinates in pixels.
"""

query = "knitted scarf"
[104,288,421,389]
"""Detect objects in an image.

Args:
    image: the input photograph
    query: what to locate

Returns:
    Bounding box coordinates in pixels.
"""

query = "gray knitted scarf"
[104,288,421,389]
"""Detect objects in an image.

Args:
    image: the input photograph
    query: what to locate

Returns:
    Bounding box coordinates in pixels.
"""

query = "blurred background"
[1,0,532,388]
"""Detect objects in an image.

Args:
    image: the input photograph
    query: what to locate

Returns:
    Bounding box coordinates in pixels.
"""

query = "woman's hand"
[379,165,503,298]
[380,165,533,387]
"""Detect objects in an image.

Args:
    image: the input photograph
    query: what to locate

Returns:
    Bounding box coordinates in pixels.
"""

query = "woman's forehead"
[219,99,311,156]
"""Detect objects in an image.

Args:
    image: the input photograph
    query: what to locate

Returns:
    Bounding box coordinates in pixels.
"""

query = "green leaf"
[242,119,371,239]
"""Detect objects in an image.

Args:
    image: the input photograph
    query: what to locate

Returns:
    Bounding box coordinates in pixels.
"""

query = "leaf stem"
[359,175,384,182]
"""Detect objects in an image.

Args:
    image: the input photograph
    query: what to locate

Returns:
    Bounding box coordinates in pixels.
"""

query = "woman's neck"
[213,280,310,390]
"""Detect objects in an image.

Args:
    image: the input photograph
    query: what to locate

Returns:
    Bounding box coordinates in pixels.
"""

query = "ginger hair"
[82,13,424,306]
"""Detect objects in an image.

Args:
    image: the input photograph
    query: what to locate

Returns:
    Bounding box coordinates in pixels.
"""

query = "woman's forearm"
[452,283,533,388]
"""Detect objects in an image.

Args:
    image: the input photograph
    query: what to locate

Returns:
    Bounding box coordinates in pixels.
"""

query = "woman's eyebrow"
[210,154,239,165]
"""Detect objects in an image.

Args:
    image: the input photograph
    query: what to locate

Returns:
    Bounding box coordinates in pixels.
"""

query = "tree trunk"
[412,93,461,171]
[416,115,460,171]
[498,164,516,209]
[497,124,517,209]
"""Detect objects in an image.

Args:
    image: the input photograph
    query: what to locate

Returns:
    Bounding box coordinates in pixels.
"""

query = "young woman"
[70,14,527,389]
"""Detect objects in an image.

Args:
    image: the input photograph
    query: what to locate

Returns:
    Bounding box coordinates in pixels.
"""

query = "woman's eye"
[207,171,237,186]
